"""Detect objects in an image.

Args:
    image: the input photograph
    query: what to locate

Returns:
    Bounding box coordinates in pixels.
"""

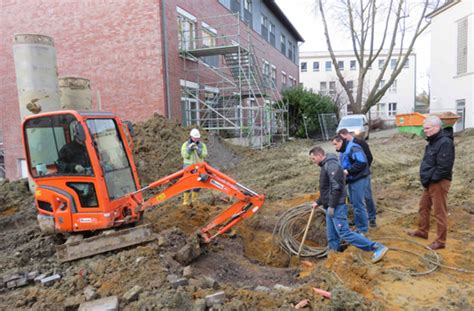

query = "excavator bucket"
[56,224,156,263]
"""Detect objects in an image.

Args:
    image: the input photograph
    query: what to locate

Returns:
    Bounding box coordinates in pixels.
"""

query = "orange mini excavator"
[22,110,265,262]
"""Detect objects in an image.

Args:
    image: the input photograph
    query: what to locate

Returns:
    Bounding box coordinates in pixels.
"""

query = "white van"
[336,114,370,140]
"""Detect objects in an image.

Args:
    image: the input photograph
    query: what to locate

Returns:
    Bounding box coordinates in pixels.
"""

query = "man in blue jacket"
[338,128,377,227]
[332,135,370,234]
[310,146,388,262]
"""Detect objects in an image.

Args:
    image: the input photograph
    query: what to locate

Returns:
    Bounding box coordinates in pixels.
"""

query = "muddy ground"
[0,115,473,310]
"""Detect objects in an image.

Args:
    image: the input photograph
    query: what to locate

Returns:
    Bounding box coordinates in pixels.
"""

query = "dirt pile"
[131,113,191,185]
[0,179,35,230]
[132,113,241,185]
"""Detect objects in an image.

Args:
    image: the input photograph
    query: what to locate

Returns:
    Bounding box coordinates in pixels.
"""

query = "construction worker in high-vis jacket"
[181,128,208,206]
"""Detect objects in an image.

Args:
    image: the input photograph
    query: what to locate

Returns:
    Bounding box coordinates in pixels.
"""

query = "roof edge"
[264,0,305,42]
[426,0,461,18]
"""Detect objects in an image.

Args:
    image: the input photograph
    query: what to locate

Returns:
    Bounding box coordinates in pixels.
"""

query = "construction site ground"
[0,114,473,310]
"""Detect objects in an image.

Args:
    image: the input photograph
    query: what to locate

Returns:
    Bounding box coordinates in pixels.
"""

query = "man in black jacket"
[408,116,455,250]
[309,146,388,263]
[338,128,377,227]
[56,123,92,175]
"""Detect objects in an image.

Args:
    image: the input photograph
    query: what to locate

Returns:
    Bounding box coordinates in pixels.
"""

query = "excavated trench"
[0,116,473,310]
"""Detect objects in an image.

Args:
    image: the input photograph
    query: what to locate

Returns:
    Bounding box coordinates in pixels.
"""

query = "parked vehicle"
[336,114,370,140]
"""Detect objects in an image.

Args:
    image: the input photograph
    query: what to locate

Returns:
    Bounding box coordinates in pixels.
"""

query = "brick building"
[0,0,303,180]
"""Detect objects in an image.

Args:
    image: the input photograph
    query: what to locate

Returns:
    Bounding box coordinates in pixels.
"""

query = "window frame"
[325,61,331,71]
[350,60,356,71]
[313,61,319,72]
[300,62,307,72]
[338,61,344,71]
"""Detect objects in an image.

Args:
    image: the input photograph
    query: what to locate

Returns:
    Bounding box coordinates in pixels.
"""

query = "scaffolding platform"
[184,45,248,57]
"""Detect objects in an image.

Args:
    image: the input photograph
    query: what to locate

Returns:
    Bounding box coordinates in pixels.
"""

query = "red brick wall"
[0,0,165,179]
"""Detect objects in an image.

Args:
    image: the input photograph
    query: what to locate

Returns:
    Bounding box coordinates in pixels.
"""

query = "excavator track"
[56,224,156,263]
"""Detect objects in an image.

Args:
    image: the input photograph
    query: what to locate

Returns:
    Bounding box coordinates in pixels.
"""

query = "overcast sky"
[275,0,431,93]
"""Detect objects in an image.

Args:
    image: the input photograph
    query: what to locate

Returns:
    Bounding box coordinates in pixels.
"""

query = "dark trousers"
[418,179,451,244]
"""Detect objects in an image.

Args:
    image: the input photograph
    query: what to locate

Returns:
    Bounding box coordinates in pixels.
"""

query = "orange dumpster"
[396,112,459,136]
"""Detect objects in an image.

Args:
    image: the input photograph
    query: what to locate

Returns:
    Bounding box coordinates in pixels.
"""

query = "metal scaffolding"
[179,12,287,148]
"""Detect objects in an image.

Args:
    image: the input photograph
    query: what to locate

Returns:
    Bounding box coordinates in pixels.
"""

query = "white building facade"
[429,0,473,132]
[299,50,416,123]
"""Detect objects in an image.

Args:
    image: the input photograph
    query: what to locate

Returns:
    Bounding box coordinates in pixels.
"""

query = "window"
[320,81,327,93]
[350,60,356,71]
[289,75,296,87]
[177,8,196,50]
[313,61,319,71]
[288,41,293,61]
[388,102,397,116]
[325,61,331,71]
[87,119,137,199]
[23,114,94,178]
[269,22,276,46]
[263,61,270,77]
[201,23,218,67]
[202,26,217,48]
[230,0,240,14]
[378,59,384,69]
[262,59,270,86]
[281,71,287,85]
[243,0,252,26]
[347,80,353,93]
[377,102,386,117]
[271,65,276,85]
[329,81,336,95]
[379,79,385,90]
[292,44,296,63]
[244,0,252,12]
[280,34,286,54]
[300,62,307,72]
[181,80,199,127]
[457,18,468,75]
[338,61,344,70]
[404,58,409,68]
[261,14,268,40]
[389,80,397,93]
[390,58,397,69]
[456,99,466,131]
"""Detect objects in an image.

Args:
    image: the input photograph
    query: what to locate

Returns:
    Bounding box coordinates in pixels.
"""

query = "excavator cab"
[22,111,142,233]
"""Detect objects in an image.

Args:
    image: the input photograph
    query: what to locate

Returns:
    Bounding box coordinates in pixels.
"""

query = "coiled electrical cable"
[272,203,328,258]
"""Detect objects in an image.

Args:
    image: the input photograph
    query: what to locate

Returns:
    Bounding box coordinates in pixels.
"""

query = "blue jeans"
[365,174,376,222]
[348,177,369,233]
[326,203,377,252]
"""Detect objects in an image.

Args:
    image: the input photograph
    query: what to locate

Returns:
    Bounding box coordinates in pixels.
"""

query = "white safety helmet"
[190,128,201,139]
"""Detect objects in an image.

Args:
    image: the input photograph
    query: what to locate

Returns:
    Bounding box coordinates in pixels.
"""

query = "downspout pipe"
[161,0,172,118]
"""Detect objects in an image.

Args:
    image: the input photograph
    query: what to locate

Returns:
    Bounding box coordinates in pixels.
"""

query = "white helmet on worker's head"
[190,128,201,139]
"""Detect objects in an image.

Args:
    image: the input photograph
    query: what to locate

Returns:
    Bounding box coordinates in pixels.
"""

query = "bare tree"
[316,0,442,114]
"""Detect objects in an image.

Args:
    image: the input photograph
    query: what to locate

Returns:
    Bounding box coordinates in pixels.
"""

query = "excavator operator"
[56,122,92,175]
[181,128,208,206]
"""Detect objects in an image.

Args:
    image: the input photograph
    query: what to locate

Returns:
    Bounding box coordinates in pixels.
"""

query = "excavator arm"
[131,162,265,242]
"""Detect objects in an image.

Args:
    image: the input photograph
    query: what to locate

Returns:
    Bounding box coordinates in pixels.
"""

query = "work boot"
[191,192,199,204]
[369,220,377,228]
[183,192,191,206]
